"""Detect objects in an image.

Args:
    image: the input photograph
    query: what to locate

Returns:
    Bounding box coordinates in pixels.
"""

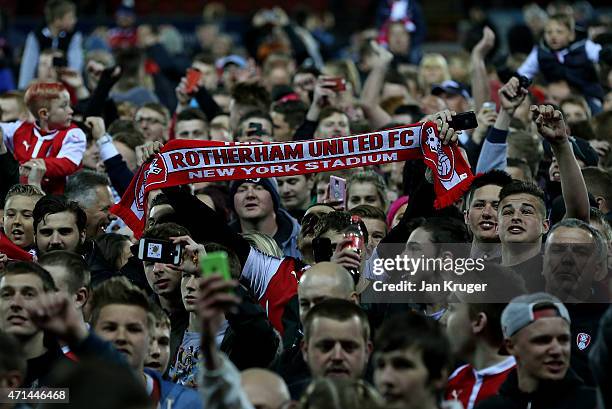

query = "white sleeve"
[1,121,24,153]
[517,47,539,79]
[198,354,255,409]
[57,128,87,165]
[241,248,283,300]
[585,40,602,62]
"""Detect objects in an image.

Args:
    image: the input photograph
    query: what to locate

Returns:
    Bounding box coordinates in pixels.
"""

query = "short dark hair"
[319,107,347,123]
[38,250,90,293]
[90,277,152,330]
[94,233,130,271]
[0,331,26,376]
[149,193,170,208]
[239,109,273,126]
[303,299,370,343]
[314,211,369,245]
[138,102,170,124]
[375,312,450,385]
[33,195,87,233]
[141,222,190,241]
[1,261,58,292]
[350,205,386,224]
[176,108,208,123]
[271,100,308,129]
[108,119,138,135]
[231,83,270,111]
[506,158,533,181]
[65,170,110,209]
[498,181,546,217]
[113,131,145,150]
[465,170,513,209]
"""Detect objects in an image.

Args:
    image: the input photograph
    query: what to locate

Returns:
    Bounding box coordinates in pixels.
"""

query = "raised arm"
[360,41,393,129]
[532,105,590,222]
[470,27,495,111]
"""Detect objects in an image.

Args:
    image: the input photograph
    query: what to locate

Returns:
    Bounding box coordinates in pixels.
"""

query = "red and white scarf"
[111,122,473,237]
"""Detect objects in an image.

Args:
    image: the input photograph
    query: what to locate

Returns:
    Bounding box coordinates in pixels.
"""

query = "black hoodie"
[475,367,598,409]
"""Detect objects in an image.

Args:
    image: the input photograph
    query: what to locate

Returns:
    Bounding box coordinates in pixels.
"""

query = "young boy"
[1,82,86,194]
[518,13,610,113]
[18,0,83,89]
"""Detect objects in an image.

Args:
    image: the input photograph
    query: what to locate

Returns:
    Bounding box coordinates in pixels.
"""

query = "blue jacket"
[145,368,203,409]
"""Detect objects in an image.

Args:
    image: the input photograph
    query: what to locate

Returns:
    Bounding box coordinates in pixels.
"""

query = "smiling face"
[46,90,73,128]
[465,185,502,243]
[0,273,45,339]
[94,304,150,371]
[374,347,435,409]
[543,226,602,301]
[84,185,116,239]
[498,193,549,245]
[3,195,40,249]
[302,316,371,380]
[234,183,275,222]
[507,317,571,384]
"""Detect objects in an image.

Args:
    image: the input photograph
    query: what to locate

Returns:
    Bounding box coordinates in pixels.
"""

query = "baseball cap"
[431,80,471,100]
[216,55,247,71]
[501,292,571,338]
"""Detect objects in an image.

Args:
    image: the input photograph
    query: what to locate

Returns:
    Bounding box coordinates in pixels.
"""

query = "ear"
[79,230,86,244]
[37,107,49,120]
[504,337,515,355]
[366,341,373,357]
[595,196,606,211]
[441,250,454,260]
[300,339,308,362]
[472,312,488,335]
[463,209,469,226]
[75,286,89,310]
[306,176,315,191]
[350,292,359,305]
[594,259,607,282]
[542,218,550,235]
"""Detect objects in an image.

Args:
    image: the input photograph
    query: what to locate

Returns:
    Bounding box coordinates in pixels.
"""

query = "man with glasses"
[134,102,169,142]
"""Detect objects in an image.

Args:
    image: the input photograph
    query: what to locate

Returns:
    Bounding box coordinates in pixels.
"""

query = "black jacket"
[475,368,598,409]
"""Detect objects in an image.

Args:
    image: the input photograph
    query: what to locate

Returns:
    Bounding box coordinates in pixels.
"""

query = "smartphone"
[52,56,68,68]
[312,237,333,263]
[326,77,346,92]
[185,68,202,94]
[516,74,532,90]
[482,101,496,113]
[137,238,182,265]
[329,175,346,205]
[200,251,232,281]
[448,111,478,131]
[247,122,264,137]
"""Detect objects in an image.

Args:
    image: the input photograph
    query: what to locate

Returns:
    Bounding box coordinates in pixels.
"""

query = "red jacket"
[2,121,86,194]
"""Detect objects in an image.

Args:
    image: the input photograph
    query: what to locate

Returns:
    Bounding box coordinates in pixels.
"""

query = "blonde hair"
[242,232,284,258]
[418,53,451,92]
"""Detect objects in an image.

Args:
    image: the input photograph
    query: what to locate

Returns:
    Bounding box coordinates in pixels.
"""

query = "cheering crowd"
[1,0,612,408]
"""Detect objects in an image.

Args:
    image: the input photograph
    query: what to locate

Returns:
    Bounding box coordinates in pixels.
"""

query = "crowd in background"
[1,0,612,408]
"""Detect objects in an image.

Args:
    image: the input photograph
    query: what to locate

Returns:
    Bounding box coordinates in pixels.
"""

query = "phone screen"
[138,239,182,265]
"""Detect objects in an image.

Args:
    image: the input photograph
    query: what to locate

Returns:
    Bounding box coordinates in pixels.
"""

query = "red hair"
[24,82,67,119]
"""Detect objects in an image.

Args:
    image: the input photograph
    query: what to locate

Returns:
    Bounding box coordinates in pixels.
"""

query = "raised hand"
[369,40,394,68]
[472,26,495,58]
[85,116,107,140]
[531,105,569,145]
[24,292,89,345]
[498,77,527,115]
[170,235,206,274]
[424,109,460,145]
[135,141,164,167]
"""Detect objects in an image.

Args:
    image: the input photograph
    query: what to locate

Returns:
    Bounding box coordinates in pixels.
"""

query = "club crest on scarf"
[135,157,165,212]
[421,124,468,190]
[576,333,591,351]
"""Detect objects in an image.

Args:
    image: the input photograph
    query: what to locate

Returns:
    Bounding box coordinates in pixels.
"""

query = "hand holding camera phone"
[200,251,232,281]
[448,111,478,131]
[138,238,182,265]
[328,176,346,208]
